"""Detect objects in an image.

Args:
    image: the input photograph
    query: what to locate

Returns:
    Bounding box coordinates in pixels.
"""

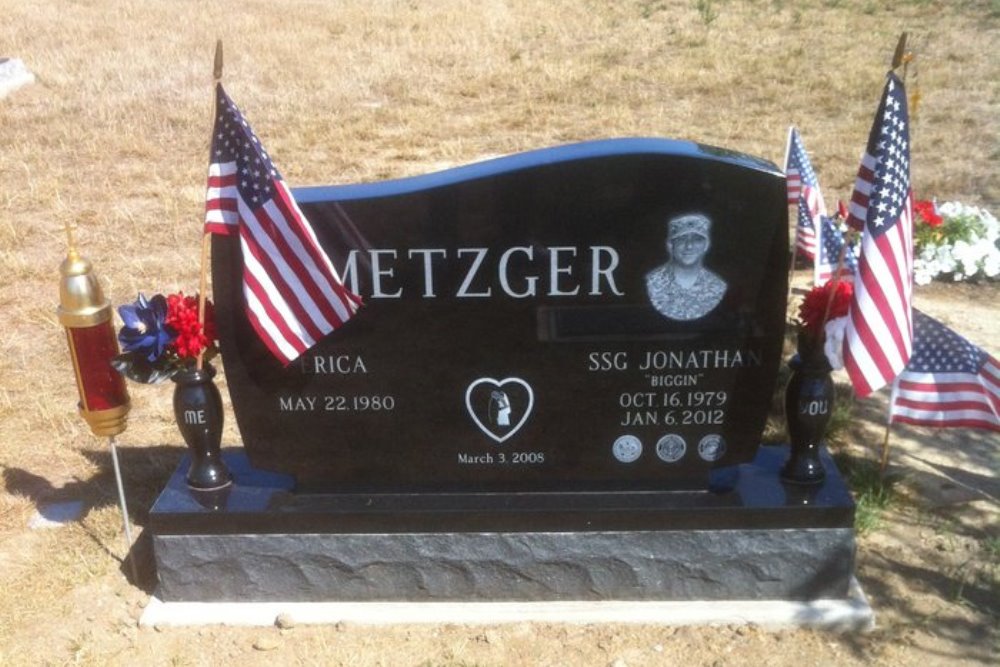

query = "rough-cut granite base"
[149,446,857,603]
[155,528,854,602]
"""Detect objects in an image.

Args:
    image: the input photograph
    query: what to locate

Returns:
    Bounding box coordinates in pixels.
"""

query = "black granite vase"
[172,363,231,490]
[782,338,833,485]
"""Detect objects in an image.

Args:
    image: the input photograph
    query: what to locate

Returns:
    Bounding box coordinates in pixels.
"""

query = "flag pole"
[197,40,223,372]
[819,220,851,328]
[784,126,798,289]
[890,32,907,72]
[872,37,897,473]
[889,31,919,116]
[879,422,893,476]
[892,32,920,127]
[876,34,912,472]
[782,126,793,182]
[880,378,900,476]
[890,32,914,88]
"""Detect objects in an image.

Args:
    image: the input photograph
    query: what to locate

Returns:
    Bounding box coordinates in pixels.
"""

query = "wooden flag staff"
[878,32,916,477]
[819,224,855,326]
[784,126,799,291]
[196,40,223,372]
[890,32,907,71]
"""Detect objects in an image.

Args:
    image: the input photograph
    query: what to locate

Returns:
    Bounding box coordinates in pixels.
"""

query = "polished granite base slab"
[148,445,857,603]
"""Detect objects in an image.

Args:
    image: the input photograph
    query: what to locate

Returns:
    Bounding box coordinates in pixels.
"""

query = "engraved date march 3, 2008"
[278,395,396,412]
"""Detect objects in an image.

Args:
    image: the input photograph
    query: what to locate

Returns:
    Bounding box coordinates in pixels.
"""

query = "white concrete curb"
[141,577,874,632]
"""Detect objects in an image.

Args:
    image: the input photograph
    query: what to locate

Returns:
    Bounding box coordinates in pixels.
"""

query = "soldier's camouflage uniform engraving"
[645,213,727,321]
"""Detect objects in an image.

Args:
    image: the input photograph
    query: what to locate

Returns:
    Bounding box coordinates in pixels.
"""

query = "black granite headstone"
[212,138,789,491]
[152,138,859,606]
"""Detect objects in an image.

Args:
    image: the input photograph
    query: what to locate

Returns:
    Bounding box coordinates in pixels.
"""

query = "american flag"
[890,310,1000,431]
[785,127,826,260]
[205,84,362,365]
[815,215,858,286]
[843,74,913,397]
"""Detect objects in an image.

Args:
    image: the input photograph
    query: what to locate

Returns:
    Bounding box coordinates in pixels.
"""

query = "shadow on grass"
[894,454,1000,505]
[852,536,999,665]
[777,448,999,663]
[847,391,1000,502]
[1,444,200,594]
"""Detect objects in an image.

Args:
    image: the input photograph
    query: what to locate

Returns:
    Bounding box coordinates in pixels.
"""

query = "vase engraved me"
[172,363,231,490]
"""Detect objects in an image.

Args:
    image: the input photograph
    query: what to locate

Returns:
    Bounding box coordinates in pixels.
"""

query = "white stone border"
[141,577,874,632]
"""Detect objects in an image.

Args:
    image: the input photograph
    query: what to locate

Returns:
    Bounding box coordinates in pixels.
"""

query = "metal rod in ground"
[879,421,892,478]
[880,380,900,478]
[109,435,139,582]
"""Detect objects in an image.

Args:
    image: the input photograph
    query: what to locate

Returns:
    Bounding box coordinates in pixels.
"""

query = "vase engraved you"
[172,363,231,490]
[782,339,834,485]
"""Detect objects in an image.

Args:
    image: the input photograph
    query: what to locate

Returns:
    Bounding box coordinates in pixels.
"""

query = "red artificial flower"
[913,199,943,227]
[165,292,217,359]
[798,280,854,339]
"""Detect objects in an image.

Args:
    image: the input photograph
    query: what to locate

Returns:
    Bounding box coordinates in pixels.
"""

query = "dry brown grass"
[0,0,998,664]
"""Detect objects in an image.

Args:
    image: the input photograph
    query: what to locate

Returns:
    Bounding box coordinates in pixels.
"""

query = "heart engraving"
[464,377,535,444]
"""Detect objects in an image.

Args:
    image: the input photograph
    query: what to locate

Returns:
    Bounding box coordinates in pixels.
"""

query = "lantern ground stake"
[109,435,138,582]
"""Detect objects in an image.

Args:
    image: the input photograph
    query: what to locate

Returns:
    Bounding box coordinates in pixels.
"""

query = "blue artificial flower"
[117,293,175,362]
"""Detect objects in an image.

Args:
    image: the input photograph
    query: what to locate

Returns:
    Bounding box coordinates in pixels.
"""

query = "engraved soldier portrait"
[645,213,728,321]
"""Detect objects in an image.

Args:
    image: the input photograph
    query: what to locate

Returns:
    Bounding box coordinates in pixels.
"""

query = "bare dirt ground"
[1,1,998,665]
